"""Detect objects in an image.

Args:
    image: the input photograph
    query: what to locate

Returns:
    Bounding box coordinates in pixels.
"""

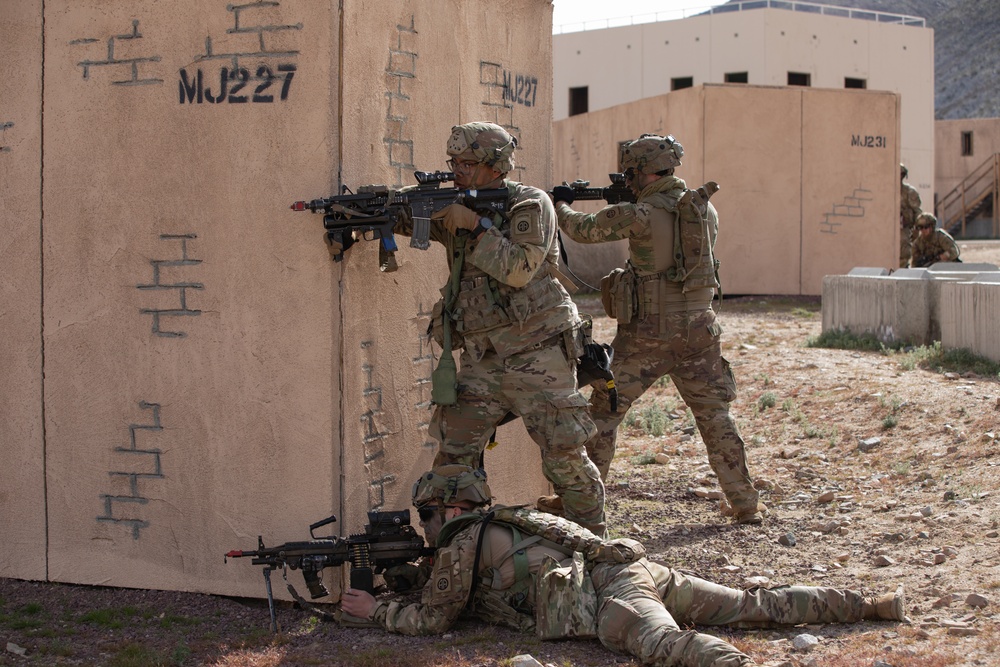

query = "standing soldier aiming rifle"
[899,163,923,268]
[326,122,606,536]
[549,134,763,525]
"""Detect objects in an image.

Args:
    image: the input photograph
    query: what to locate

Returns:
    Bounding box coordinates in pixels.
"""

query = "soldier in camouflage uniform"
[910,212,961,267]
[550,134,762,524]
[392,122,603,535]
[899,163,923,268]
[341,465,909,667]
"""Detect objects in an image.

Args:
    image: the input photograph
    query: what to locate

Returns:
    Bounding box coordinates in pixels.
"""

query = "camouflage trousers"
[591,559,867,667]
[430,341,606,535]
[587,310,759,515]
[900,224,915,267]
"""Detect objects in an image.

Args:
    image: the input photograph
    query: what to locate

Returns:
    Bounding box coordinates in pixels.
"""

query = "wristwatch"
[473,216,493,239]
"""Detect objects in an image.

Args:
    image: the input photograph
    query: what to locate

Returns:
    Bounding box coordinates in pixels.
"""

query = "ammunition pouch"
[600,265,638,324]
[534,553,598,640]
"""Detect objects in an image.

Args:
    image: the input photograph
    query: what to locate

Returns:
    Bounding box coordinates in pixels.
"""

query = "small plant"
[754,373,771,386]
[781,398,795,412]
[630,452,658,465]
[806,328,893,351]
[80,606,138,630]
[882,414,899,430]
[757,391,777,411]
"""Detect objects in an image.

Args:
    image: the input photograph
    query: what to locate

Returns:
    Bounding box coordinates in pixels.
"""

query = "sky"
[552,0,729,33]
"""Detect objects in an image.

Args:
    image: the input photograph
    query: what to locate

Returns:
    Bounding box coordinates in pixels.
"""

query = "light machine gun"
[226,510,434,631]
[290,170,509,271]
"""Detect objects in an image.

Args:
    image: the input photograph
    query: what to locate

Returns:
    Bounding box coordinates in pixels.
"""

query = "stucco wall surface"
[1,0,553,599]
[0,0,46,581]
[935,118,1000,197]
[552,85,899,296]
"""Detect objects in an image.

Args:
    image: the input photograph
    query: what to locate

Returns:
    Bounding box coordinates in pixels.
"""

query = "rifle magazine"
[411,217,432,250]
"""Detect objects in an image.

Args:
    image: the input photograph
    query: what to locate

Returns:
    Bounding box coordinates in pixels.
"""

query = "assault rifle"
[226,510,434,631]
[290,170,509,271]
[556,172,636,204]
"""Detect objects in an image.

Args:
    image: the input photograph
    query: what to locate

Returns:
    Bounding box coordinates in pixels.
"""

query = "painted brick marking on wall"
[359,344,396,510]
[70,20,163,86]
[195,1,302,70]
[384,16,417,188]
[0,121,12,152]
[821,187,874,234]
[137,234,203,338]
[413,301,435,449]
[97,401,165,540]
[479,61,524,181]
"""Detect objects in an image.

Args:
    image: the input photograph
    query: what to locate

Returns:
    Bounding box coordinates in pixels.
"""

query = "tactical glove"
[551,185,576,205]
[381,563,429,592]
[432,203,479,235]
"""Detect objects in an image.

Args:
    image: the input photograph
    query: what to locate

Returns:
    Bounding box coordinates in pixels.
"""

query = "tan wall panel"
[0,0,46,581]
[703,85,803,294]
[40,0,339,597]
[800,89,899,294]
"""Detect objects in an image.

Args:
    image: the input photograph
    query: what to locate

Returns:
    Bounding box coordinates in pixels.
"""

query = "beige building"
[1,0,553,599]
[553,3,935,209]
[934,118,1000,238]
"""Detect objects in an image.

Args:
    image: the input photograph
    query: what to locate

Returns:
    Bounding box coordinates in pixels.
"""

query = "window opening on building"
[569,86,589,116]
[787,72,811,86]
[671,76,693,91]
[961,131,973,156]
[845,77,866,89]
[725,72,748,83]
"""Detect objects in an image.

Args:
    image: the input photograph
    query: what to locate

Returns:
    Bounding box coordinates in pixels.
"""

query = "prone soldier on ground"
[339,465,910,667]
[549,133,764,525]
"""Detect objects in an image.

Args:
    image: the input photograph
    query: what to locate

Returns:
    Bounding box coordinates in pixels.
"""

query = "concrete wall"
[0,0,552,599]
[823,267,1000,351]
[552,84,900,295]
[940,277,1000,363]
[553,7,935,208]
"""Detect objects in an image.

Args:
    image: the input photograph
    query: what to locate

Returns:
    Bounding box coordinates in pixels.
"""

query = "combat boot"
[536,494,564,517]
[722,499,768,525]
[862,585,909,622]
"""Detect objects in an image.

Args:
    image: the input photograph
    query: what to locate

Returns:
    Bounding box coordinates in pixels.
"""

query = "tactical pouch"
[599,266,637,324]
[534,553,598,640]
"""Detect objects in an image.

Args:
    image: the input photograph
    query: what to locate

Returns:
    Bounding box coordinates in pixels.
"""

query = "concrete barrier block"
[848,267,891,276]
[940,281,1000,363]
[822,275,933,345]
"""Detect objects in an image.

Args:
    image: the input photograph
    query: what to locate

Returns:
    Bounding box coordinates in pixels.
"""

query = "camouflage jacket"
[556,174,717,314]
[900,183,922,229]
[911,228,960,267]
[369,507,643,638]
[395,180,579,360]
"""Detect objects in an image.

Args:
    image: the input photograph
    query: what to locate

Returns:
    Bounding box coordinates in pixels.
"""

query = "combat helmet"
[915,212,937,229]
[411,465,493,509]
[620,133,684,175]
[447,122,518,173]
[900,163,909,178]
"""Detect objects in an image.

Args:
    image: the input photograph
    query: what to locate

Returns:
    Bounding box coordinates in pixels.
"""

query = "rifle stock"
[226,510,434,631]
[291,170,509,271]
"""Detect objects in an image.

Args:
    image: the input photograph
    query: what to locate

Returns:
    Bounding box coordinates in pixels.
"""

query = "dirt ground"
[2,242,999,667]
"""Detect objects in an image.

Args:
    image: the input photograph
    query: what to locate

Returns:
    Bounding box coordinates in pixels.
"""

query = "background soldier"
[899,163,923,268]
[910,212,961,267]
[340,465,909,667]
[390,122,604,535]
[550,134,763,524]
